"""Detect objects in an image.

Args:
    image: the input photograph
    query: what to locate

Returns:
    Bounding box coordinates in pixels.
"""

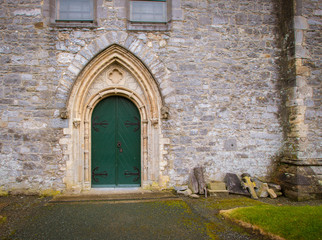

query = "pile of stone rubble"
[224,173,282,199]
[176,168,282,200]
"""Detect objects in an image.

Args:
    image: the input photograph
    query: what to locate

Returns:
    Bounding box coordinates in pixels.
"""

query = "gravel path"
[0,194,320,240]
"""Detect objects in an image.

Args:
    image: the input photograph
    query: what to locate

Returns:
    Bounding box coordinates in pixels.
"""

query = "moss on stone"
[160,200,192,213]
[0,187,8,197]
[201,196,267,210]
[40,189,61,197]
[0,215,7,225]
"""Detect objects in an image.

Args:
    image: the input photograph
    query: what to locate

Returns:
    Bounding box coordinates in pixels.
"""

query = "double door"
[91,96,141,187]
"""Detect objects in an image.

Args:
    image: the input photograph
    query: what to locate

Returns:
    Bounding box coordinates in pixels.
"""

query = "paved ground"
[0,192,320,240]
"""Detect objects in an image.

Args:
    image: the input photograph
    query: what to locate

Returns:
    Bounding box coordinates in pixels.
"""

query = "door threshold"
[50,190,178,203]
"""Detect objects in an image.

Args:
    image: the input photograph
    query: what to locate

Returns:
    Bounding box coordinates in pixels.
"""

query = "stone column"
[277,0,322,200]
[84,120,90,189]
[142,119,148,182]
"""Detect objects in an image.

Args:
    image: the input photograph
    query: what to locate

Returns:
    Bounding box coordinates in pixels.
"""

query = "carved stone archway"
[63,44,164,192]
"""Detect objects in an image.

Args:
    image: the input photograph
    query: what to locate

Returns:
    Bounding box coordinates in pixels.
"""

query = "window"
[56,0,94,22]
[49,0,97,27]
[130,0,167,23]
[127,0,171,31]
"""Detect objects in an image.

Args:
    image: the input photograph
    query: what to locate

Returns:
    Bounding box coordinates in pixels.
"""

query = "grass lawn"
[223,205,322,240]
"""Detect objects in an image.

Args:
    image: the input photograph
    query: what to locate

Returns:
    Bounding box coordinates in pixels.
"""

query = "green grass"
[226,205,322,240]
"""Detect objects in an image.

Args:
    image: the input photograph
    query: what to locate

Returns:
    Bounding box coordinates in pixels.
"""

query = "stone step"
[207,190,229,197]
[207,181,227,191]
[49,191,179,204]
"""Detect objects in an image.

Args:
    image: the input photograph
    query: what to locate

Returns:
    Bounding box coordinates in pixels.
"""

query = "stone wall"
[0,0,320,195]
[0,0,67,193]
[160,0,283,185]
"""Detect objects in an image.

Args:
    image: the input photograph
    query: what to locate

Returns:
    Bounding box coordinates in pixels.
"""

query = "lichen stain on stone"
[34,22,44,29]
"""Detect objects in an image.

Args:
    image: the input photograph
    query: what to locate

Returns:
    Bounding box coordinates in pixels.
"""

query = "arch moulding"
[63,44,165,192]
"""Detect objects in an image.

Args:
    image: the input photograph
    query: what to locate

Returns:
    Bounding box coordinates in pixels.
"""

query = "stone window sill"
[127,21,171,31]
[50,21,98,28]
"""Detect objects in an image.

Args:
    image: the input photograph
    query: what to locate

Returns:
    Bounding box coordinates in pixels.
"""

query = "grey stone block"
[114,0,126,7]
[172,9,183,21]
[294,16,309,30]
[50,119,69,129]
[67,64,81,76]
[295,45,309,58]
[207,190,229,197]
[295,30,304,44]
[213,16,228,25]
[235,14,247,25]
[224,139,237,151]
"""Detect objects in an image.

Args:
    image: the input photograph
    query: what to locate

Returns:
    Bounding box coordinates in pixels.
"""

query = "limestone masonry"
[0,0,321,200]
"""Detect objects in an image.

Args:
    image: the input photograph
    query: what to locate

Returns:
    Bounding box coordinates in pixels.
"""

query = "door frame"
[62,44,167,192]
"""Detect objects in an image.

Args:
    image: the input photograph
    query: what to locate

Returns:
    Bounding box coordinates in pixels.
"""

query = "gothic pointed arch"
[61,43,167,192]
[67,44,162,121]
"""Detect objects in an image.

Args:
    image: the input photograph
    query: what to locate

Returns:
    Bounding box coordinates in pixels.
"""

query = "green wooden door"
[91,96,141,187]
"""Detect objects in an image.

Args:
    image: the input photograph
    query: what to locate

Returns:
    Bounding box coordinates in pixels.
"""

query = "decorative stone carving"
[73,119,81,128]
[108,68,123,84]
[60,109,69,119]
[161,106,169,119]
[151,118,158,126]
[85,64,144,105]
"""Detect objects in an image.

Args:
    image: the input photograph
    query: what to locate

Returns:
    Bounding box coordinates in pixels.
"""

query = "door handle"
[117,141,123,153]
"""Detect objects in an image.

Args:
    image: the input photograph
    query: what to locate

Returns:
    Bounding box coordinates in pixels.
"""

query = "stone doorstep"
[207,190,229,197]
